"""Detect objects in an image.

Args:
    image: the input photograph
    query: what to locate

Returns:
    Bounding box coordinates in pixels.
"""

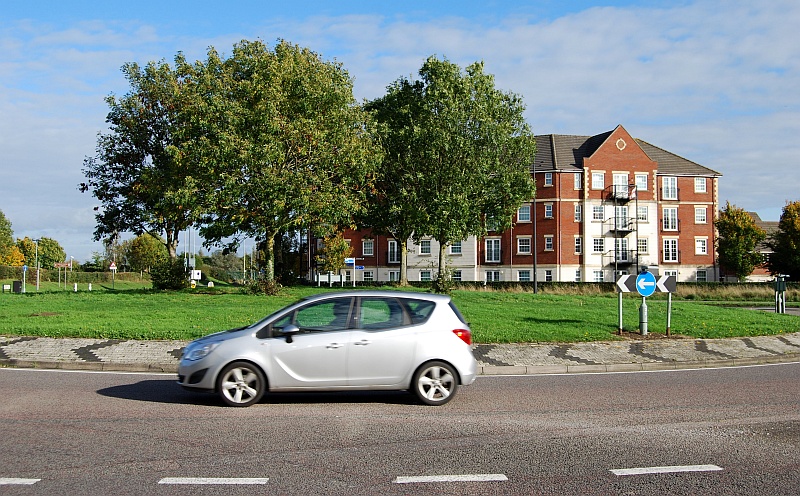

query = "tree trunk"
[399,238,409,286]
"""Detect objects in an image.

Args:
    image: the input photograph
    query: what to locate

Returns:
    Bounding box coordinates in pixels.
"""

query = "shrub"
[150,258,188,290]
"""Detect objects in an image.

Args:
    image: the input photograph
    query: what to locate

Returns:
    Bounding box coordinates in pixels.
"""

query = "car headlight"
[183,342,220,361]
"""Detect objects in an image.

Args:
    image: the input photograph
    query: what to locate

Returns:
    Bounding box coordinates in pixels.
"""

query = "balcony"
[607,184,635,203]
[607,216,636,234]
[604,250,637,267]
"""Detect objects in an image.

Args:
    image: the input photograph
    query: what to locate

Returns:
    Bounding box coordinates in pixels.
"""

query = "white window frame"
[575,236,582,254]
[635,173,648,191]
[518,270,531,282]
[695,177,707,193]
[593,270,604,282]
[663,207,678,231]
[544,203,553,219]
[485,238,501,263]
[362,239,374,257]
[593,238,605,253]
[388,240,400,263]
[663,238,679,262]
[363,270,374,282]
[574,204,582,222]
[592,205,604,221]
[696,269,708,282]
[544,269,553,282]
[452,270,462,282]
[695,207,707,224]
[575,269,582,282]
[420,270,432,282]
[517,205,531,222]
[638,238,648,254]
[662,176,678,200]
[695,237,708,255]
[544,172,553,186]
[450,241,462,255]
[389,270,400,282]
[663,270,678,277]
[419,239,431,255]
[637,206,648,222]
[486,270,501,282]
[592,172,605,190]
[517,237,531,254]
[544,235,554,251]
[574,173,583,190]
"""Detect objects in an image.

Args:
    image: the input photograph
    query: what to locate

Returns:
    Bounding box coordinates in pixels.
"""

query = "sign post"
[110,262,117,289]
[616,272,676,335]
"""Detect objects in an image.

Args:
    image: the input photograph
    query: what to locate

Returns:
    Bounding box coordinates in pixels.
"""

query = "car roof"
[301,290,451,303]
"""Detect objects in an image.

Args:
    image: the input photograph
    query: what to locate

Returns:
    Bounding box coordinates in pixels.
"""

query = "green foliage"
[183,39,382,283]
[0,209,13,251]
[767,200,800,280]
[81,57,201,258]
[125,234,168,273]
[315,231,353,273]
[15,237,66,269]
[365,56,536,282]
[150,258,188,290]
[714,201,767,280]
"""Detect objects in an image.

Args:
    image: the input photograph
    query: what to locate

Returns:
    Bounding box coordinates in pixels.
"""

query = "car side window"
[402,299,436,325]
[358,297,406,330]
[273,297,354,334]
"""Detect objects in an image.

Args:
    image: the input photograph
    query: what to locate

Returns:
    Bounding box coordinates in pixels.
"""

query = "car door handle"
[327,343,343,349]
[354,340,370,346]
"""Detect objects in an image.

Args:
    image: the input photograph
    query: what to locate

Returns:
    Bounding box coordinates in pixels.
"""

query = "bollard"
[88,283,92,291]
[73,283,78,292]
[639,297,648,335]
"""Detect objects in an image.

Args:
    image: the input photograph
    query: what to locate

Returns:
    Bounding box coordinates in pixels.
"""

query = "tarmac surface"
[2,309,799,376]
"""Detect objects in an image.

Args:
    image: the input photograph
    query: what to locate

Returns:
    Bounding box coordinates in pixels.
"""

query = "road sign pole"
[666,292,672,336]
[639,297,648,335]
[618,291,623,333]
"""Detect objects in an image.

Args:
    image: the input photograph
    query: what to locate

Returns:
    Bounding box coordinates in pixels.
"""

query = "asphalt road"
[1,364,799,495]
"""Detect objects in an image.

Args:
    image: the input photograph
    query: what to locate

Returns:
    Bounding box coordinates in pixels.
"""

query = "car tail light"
[452,329,472,345]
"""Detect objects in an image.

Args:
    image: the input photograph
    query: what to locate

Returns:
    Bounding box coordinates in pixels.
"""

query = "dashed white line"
[394,474,508,483]
[158,477,269,485]
[611,464,723,476]
[0,478,41,485]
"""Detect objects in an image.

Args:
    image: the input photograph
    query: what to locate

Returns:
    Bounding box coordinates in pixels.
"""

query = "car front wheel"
[216,361,266,407]
[412,361,458,406]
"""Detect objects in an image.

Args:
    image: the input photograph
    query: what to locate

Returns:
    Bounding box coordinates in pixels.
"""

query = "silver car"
[177,291,477,407]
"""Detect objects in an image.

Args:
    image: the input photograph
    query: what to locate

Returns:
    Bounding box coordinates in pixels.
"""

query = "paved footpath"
[1,332,799,375]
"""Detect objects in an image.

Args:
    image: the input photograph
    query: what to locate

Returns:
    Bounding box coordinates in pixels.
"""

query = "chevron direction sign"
[616,274,676,294]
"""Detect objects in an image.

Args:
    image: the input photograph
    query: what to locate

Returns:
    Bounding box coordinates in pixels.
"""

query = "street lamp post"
[33,238,40,292]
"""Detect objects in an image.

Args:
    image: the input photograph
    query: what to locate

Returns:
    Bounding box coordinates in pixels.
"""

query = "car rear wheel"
[412,361,458,406]
[216,361,265,407]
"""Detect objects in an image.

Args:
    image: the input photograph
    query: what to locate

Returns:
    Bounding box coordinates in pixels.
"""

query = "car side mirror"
[282,324,300,344]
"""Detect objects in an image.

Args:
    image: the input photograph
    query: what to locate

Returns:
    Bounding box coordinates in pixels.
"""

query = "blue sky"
[2,0,798,262]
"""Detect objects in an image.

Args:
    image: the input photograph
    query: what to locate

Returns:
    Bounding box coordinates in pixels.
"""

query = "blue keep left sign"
[636,271,657,297]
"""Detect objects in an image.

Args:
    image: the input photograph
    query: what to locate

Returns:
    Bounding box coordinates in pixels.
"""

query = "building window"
[518,205,531,222]
[363,270,374,282]
[518,270,531,282]
[663,239,679,262]
[544,204,553,219]
[419,239,431,255]
[663,207,678,231]
[593,238,605,253]
[575,237,582,254]
[450,241,462,255]
[592,205,604,221]
[544,236,554,251]
[574,173,583,190]
[574,204,582,222]
[420,270,432,282]
[638,238,648,254]
[452,270,462,282]
[362,239,374,257]
[544,172,553,186]
[663,270,678,277]
[615,238,630,262]
[575,269,581,282]
[592,172,605,190]
[389,270,400,282]
[613,174,629,199]
[695,238,708,255]
[637,206,648,222]
[662,176,678,200]
[695,207,707,224]
[593,270,605,282]
[695,177,707,193]
[486,239,501,263]
[486,270,501,282]
[696,269,708,282]
[518,237,531,254]
[635,173,648,191]
[545,270,553,282]
[388,240,400,263]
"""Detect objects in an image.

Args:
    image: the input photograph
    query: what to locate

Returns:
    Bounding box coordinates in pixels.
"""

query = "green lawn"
[0,285,797,342]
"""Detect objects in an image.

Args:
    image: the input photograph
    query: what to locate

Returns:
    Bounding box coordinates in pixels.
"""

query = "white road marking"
[158,477,269,485]
[0,478,41,485]
[611,464,723,476]
[394,474,508,483]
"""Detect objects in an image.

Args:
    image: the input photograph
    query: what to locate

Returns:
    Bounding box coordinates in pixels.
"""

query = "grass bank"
[1,286,797,343]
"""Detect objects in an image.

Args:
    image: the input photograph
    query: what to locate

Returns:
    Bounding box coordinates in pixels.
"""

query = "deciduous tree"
[767,200,800,280]
[714,202,767,281]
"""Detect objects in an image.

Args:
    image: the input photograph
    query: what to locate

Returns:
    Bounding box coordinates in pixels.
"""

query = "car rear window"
[403,299,436,325]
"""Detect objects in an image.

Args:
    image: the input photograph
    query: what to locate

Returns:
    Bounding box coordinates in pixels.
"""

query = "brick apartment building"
[311,125,722,284]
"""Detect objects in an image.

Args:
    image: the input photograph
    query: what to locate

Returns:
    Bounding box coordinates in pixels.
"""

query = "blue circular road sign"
[636,271,657,297]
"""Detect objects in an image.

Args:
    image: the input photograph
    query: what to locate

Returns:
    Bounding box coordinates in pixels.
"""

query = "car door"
[347,297,419,386]
[264,297,353,389]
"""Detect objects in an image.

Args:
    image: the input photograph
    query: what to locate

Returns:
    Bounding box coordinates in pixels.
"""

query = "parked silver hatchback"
[178,291,477,407]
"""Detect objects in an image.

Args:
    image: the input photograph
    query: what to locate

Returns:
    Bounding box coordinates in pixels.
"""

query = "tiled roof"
[533,131,721,177]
